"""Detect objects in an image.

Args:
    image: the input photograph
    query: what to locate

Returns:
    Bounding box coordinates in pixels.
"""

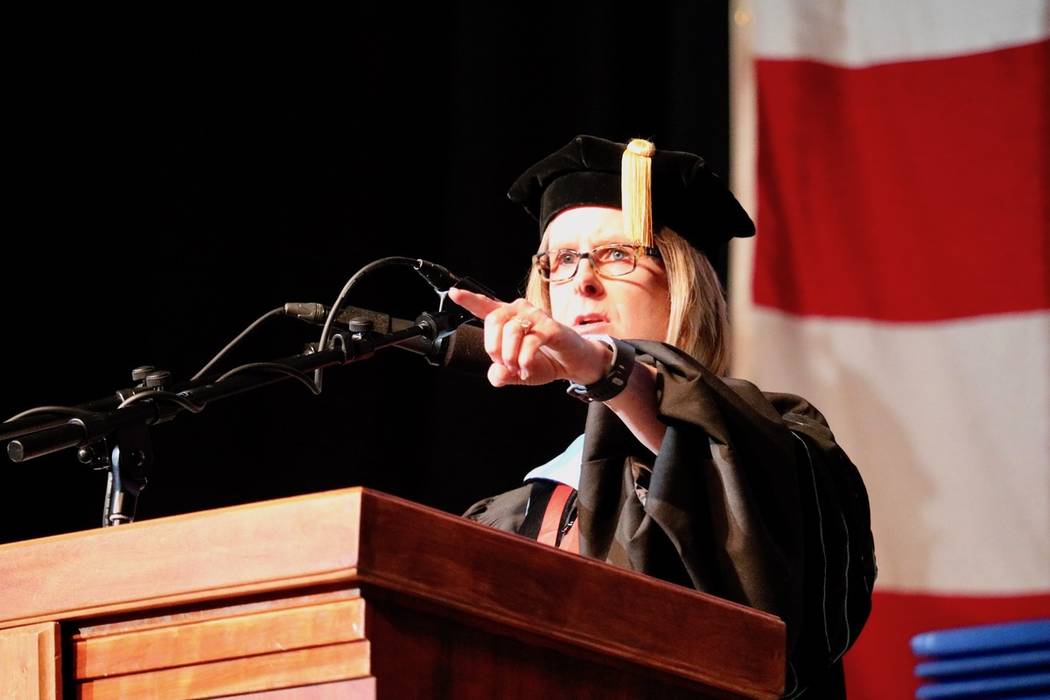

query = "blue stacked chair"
[910,619,1050,698]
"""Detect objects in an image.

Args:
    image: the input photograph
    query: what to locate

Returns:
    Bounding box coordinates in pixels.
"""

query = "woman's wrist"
[566,336,636,402]
[576,339,613,385]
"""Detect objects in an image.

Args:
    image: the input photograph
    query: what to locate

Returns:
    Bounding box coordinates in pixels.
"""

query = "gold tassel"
[622,138,655,247]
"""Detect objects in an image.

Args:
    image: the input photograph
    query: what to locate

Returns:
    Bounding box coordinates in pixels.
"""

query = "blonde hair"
[525,225,731,375]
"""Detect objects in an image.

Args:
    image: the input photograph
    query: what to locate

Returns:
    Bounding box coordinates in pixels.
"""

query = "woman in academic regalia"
[449,135,876,698]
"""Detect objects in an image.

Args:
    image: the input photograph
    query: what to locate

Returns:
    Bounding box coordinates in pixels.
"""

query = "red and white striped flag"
[730,1,1050,695]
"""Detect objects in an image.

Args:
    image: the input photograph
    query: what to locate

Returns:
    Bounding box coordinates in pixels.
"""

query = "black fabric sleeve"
[584,340,876,697]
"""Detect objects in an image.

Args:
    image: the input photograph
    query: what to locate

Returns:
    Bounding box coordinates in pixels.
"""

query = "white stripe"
[734,308,1050,594]
[752,0,1050,67]
[729,0,759,333]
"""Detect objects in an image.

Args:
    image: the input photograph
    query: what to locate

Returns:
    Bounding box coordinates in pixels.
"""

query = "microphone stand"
[2,306,472,527]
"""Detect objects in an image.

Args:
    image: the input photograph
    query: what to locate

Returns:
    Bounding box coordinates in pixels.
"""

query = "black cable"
[216,362,321,396]
[314,256,419,392]
[4,405,100,423]
[117,391,207,414]
[191,306,286,382]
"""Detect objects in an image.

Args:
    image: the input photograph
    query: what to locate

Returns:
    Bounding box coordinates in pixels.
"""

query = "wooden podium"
[0,488,785,699]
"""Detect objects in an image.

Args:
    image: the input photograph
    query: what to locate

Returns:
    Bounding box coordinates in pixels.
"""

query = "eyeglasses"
[533,244,662,283]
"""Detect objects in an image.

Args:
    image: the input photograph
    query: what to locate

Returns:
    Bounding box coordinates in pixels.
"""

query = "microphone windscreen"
[440,324,490,376]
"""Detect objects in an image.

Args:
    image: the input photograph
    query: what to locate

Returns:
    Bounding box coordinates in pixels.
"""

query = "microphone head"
[438,323,490,376]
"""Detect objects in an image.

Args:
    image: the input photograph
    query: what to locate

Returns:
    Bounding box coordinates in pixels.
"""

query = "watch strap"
[566,335,635,403]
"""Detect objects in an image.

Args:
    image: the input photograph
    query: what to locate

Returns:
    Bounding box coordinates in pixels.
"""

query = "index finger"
[448,287,503,319]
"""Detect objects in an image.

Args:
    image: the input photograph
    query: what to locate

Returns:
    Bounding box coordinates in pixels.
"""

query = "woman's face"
[544,206,671,342]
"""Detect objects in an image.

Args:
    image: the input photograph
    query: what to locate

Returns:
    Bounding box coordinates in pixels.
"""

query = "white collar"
[523,433,585,490]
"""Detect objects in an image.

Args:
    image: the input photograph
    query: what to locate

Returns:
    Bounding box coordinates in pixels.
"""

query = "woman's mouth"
[572,314,609,330]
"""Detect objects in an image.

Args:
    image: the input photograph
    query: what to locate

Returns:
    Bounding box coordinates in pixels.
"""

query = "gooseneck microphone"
[289,258,498,377]
[284,302,490,376]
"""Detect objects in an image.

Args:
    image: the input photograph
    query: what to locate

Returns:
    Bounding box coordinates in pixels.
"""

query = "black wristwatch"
[566,335,636,403]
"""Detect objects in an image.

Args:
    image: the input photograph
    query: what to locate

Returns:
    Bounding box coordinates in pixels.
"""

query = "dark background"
[1,5,732,543]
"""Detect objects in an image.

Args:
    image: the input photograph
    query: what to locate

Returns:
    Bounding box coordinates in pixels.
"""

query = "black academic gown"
[465,340,876,699]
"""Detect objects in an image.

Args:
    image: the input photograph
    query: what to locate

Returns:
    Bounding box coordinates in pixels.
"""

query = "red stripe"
[537,484,573,547]
[844,590,1050,699]
[754,39,1050,321]
[558,519,580,554]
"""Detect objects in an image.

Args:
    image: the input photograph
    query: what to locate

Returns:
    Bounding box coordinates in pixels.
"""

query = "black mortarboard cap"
[507,135,755,256]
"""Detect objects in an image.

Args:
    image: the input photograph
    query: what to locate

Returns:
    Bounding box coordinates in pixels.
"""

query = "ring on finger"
[518,318,534,333]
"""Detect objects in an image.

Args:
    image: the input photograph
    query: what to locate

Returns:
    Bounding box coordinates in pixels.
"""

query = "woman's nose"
[574,257,604,296]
